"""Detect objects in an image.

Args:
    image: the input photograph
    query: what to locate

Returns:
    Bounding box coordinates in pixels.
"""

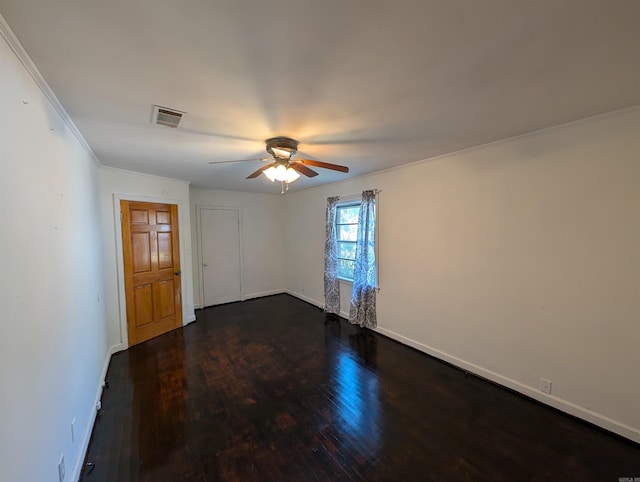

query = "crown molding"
[0,14,101,166]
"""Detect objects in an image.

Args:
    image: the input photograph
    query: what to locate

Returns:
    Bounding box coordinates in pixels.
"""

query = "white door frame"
[195,204,244,307]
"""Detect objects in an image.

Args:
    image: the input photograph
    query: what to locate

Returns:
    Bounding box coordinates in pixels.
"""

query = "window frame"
[335,200,361,283]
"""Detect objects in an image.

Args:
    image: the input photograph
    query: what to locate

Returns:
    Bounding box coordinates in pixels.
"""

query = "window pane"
[338,224,358,241]
[337,259,355,279]
[337,206,359,224]
[338,241,356,260]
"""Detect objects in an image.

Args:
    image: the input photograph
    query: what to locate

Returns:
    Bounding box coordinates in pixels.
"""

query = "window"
[336,203,360,281]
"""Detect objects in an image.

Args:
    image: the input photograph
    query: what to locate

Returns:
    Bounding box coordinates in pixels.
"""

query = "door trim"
[195,205,244,308]
[113,193,190,349]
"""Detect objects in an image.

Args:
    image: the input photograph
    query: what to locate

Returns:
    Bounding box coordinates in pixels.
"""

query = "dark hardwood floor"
[81,294,639,481]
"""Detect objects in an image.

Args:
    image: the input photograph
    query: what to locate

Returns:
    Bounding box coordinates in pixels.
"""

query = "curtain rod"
[340,189,381,198]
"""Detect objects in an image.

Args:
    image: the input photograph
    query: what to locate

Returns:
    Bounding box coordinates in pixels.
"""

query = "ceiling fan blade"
[209,158,270,165]
[291,163,319,178]
[246,163,274,179]
[294,159,349,173]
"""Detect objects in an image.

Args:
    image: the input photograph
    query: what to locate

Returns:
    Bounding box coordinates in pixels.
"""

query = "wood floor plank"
[81,294,640,481]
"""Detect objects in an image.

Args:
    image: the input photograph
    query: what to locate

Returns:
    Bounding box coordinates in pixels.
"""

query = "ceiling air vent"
[151,105,185,128]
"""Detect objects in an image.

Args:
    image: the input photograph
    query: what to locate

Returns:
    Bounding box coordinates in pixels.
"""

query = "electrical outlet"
[539,378,552,394]
[71,418,76,443]
[58,454,65,482]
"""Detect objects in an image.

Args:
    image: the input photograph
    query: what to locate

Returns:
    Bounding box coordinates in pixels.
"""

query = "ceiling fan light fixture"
[263,165,300,183]
[284,167,300,183]
[263,166,278,182]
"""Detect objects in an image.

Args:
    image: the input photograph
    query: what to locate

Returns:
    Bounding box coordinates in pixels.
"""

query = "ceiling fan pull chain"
[281,181,285,195]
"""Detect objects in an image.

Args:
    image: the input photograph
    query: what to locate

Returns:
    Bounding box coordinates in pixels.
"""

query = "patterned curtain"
[349,190,377,328]
[324,196,341,314]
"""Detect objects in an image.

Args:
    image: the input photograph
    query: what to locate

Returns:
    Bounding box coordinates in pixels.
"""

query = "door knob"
[175,271,181,276]
[203,263,208,267]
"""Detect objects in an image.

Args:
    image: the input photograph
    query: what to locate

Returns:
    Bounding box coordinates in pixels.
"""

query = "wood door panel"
[130,209,149,224]
[155,280,176,319]
[122,200,182,346]
[156,210,170,224]
[132,232,151,273]
[134,284,153,327]
[157,232,173,269]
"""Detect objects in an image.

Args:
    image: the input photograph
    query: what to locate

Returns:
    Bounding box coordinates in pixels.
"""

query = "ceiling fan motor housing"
[265,137,299,160]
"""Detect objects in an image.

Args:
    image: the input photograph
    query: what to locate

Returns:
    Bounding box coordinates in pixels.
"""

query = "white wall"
[190,187,287,307]
[0,23,109,482]
[99,167,195,349]
[284,106,640,443]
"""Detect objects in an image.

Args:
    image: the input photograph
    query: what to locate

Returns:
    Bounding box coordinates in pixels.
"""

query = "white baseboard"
[286,290,350,319]
[373,326,639,444]
[284,292,640,444]
[185,313,196,324]
[194,290,286,310]
[244,289,286,300]
[70,343,122,482]
[286,290,323,310]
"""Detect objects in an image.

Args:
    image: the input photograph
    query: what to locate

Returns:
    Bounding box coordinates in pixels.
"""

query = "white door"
[200,208,242,306]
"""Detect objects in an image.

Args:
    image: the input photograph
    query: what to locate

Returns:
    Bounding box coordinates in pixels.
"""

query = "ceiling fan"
[209,137,349,190]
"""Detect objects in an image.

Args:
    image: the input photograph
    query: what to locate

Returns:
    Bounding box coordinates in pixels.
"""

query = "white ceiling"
[2,0,640,193]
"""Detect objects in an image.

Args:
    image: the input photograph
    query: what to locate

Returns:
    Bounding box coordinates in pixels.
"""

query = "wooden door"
[121,200,182,346]
[200,208,242,306]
